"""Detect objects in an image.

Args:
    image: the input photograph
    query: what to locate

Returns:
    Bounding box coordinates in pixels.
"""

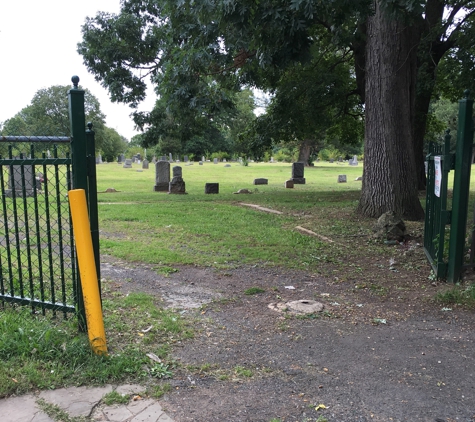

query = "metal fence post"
[86,123,101,291]
[447,90,474,283]
[68,76,87,329]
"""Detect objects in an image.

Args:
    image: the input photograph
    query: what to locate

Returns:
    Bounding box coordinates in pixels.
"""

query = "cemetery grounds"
[2,161,475,422]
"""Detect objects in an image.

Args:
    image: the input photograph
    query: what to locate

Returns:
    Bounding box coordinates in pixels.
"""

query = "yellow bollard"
[68,189,108,355]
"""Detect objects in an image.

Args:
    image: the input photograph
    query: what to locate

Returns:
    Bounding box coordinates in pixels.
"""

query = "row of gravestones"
[153,161,308,194]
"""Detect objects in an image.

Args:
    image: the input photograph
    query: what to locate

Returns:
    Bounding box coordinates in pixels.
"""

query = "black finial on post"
[87,122,93,130]
[463,89,470,99]
[71,75,80,89]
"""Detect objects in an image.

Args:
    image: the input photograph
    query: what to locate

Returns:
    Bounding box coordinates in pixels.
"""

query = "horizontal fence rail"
[0,137,77,316]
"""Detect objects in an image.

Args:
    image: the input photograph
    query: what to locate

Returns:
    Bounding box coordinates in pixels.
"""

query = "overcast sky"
[0,0,155,141]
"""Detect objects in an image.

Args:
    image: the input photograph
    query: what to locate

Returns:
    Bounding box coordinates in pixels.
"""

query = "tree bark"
[298,138,314,165]
[357,2,425,221]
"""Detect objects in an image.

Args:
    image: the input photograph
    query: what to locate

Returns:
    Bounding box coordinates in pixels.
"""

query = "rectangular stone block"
[253,178,268,185]
[292,162,305,178]
[205,183,219,194]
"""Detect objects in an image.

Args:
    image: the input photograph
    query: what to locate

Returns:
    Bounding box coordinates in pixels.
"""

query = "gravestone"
[154,160,170,192]
[123,159,132,168]
[169,153,173,162]
[169,166,186,194]
[205,183,219,194]
[270,157,275,163]
[199,161,203,165]
[329,158,334,163]
[213,158,218,164]
[291,162,306,184]
[96,155,102,164]
[349,155,358,166]
[254,178,268,185]
[142,159,149,169]
[117,155,122,163]
[136,153,141,161]
[338,175,347,183]
[224,164,231,167]
[6,165,37,197]
[202,156,205,162]
[285,179,294,189]
[161,156,167,161]
[152,156,157,164]
[184,155,189,162]
[223,158,227,162]
[120,154,125,162]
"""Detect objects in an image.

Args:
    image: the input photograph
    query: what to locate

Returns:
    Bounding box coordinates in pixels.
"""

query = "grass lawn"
[2,159,474,398]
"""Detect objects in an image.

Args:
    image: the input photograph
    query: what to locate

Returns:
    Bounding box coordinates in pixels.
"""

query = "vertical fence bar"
[34,152,46,314]
[448,90,474,283]
[10,147,24,298]
[86,124,101,291]
[21,151,35,312]
[0,151,14,297]
[0,159,6,301]
[69,76,88,329]
[42,156,56,316]
[53,145,68,317]
[66,151,78,316]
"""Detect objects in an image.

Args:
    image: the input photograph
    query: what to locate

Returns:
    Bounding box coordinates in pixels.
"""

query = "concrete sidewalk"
[0,384,174,422]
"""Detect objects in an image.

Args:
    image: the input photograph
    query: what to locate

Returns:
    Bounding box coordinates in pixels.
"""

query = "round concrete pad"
[268,299,324,314]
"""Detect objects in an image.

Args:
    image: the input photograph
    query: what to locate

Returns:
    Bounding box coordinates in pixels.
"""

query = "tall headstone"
[184,155,189,162]
[154,160,170,192]
[202,156,205,162]
[123,159,132,168]
[291,162,306,184]
[142,159,149,169]
[96,154,103,164]
[169,166,186,194]
[6,165,37,197]
[169,153,173,162]
[213,158,218,164]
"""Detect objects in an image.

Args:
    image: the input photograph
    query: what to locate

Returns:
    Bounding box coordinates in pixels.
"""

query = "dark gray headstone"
[291,162,306,184]
[184,155,189,162]
[292,162,304,178]
[253,178,268,185]
[154,161,170,192]
[169,166,186,194]
[142,159,149,169]
[123,159,132,168]
[338,174,347,183]
[213,158,218,164]
[205,183,219,194]
[6,165,37,197]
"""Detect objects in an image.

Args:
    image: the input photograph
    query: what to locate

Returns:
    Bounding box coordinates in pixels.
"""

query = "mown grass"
[0,288,192,397]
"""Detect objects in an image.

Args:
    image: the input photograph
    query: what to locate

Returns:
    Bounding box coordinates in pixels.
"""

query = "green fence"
[424,91,474,282]
[0,76,99,325]
[0,137,76,316]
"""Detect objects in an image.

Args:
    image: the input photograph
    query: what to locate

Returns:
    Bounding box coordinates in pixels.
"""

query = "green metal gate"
[0,76,99,323]
[424,91,474,282]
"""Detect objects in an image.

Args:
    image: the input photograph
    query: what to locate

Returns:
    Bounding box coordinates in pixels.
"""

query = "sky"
[0,0,155,141]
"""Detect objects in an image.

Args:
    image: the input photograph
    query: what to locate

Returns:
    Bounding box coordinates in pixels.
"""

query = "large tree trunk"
[357,2,424,221]
[298,138,314,165]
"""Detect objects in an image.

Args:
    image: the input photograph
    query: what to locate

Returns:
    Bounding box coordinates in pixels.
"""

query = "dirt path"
[101,256,475,422]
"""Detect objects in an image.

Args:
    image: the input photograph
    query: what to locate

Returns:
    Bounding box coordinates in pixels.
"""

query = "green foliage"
[244,287,266,295]
[0,85,127,159]
[318,148,343,161]
[436,284,475,306]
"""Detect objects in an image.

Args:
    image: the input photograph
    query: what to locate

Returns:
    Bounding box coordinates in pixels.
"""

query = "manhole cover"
[268,299,324,314]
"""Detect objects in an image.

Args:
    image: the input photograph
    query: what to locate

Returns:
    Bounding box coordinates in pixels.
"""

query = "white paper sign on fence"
[434,156,442,198]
